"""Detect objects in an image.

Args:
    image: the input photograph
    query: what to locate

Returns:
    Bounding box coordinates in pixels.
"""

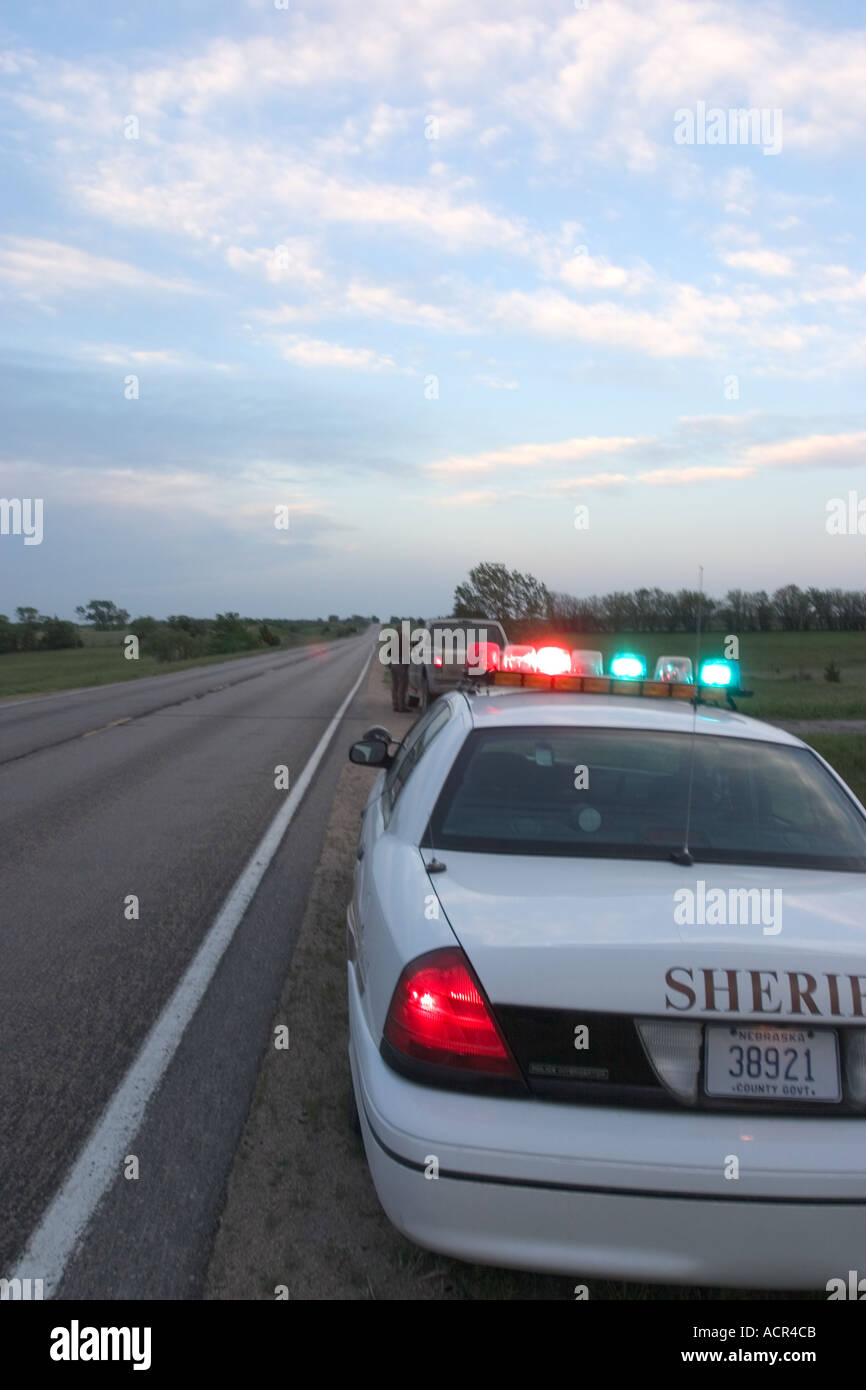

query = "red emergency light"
[534,645,571,676]
[502,644,537,673]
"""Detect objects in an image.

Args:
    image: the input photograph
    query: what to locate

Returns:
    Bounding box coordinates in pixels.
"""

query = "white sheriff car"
[346,652,866,1288]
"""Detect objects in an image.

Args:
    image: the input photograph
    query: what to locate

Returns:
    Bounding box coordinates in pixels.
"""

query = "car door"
[351,704,451,975]
[359,700,456,1029]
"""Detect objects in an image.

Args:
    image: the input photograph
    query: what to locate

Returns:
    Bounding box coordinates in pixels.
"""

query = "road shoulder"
[203,661,435,1299]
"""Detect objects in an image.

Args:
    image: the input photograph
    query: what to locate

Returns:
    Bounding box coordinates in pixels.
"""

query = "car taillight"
[433,655,443,666]
[384,948,520,1077]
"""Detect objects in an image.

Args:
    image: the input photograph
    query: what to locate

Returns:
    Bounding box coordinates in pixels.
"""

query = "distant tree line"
[132,613,370,661]
[453,563,866,633]
[1,603,373,660]
[0,607,84,654]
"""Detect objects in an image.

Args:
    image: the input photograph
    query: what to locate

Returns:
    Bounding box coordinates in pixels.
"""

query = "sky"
[1,0,865,621]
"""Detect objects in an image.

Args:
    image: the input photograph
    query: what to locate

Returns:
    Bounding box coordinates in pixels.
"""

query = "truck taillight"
[467,641,501,672]
[383,948,520,1077]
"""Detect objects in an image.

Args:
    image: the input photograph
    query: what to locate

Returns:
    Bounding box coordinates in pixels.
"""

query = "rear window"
[424,727,866,870]
[429,620,506,646]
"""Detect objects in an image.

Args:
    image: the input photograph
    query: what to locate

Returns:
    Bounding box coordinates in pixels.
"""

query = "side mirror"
[349,739,393,768]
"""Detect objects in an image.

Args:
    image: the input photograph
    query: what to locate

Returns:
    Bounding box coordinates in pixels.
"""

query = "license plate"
[704,1025,841,1102]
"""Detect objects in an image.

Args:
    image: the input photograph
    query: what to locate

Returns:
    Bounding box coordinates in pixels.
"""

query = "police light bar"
[653,655,694,684]
[570,649,604,676]
[486,670,696,698]
[475,671,751,703]
[466,646,751,705]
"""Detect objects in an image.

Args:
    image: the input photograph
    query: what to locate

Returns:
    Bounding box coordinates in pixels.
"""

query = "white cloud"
[0,237,196,303]
[534,473,631,493]
[720,249,795,278]
[225,241,328,290]
[473,373,518,389]
[559,251,634,292]
[342,282,471,332]
[636,465,756,485]
[75,142,536,256]
[428,434,647,475]
[488,286,739,358]
[76,344,234,371]
[739,431,866,471]
[675,411,765,431]
[2,458,329,532]
[799,266,866,305]
[424,422,866,500]
[268,333,408,372]
[252,277,471,334]
[433,489,514,506]
[478,124,510,148]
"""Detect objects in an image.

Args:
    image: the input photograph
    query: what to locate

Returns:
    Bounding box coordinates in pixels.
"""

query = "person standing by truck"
[383,615,411,712]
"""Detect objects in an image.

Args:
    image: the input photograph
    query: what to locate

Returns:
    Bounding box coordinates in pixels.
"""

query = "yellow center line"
[81,717,132,738]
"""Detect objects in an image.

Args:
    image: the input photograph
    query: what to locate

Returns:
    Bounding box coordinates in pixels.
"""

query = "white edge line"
[8,648,373,1297]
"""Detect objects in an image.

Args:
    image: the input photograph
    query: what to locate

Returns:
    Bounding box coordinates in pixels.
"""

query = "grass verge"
[0,632,341,699]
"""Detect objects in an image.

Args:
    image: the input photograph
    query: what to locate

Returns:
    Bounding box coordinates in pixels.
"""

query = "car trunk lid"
[429,851,866,1022]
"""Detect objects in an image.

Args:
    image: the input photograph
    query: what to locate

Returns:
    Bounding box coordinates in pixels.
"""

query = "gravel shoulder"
[203,660,438,1300]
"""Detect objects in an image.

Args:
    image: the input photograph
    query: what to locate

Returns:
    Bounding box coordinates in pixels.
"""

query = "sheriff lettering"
[665,966,866,1018]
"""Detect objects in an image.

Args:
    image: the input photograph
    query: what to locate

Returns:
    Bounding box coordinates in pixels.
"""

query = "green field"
[0,625,348,699]
[77,627,127,648]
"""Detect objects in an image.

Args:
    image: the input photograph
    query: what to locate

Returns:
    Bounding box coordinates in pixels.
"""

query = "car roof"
[462,689,803,746]
[426,616,506,625]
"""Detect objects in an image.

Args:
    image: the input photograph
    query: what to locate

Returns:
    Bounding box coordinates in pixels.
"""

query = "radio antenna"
[671,565,702,867]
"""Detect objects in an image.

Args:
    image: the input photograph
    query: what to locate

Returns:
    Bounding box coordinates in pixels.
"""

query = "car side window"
[383,703,452,823]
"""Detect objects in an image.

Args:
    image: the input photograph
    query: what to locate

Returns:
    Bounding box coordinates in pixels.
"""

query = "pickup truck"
[406,616,509,711]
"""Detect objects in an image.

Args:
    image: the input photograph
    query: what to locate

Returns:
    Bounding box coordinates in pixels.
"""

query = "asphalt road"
[0,632,376,1297]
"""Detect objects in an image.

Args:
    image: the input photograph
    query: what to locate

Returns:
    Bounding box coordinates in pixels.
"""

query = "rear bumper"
[349,967,866,1288]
